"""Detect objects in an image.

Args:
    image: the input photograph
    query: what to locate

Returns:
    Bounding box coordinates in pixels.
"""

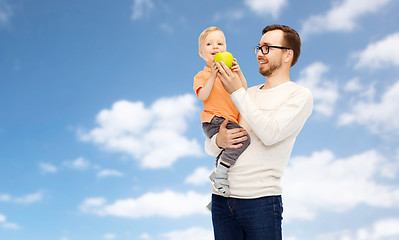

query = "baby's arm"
[231,59,248,90]
[197,61,218,101]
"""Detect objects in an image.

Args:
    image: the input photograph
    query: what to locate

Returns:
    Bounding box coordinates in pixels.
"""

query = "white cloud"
[344,77,362,92]
[80,190,210,218]
[185,167,212,186]
[97,169,123,178]
[103,233,116,239]
[140,233,152,240]
[301,0,392,36]
[1,192,43,205]
[161,227,213,240]
[282,149,399,221]
[0,214,20,230]
[0,214,5,222]
[0,0,12,26]
[296,62,339,117]
[317,218,399,240]
[284,237,299,240]
[79,94,202,169]
[2,222,20,229]
[14,192,43,204]
[244,0,287,19]
[80,197,106,210]
[63,157,91,170]
[131,0,154,20]
[39,162,58,174]
[0,194,11,202]
[352,32,399,70]
[338,80,399,135]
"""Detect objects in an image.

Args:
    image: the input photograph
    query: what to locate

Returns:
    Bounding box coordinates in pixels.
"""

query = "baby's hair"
[198,26,224,51]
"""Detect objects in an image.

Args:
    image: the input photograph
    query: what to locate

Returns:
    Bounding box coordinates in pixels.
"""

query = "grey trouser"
[202,116,250,166]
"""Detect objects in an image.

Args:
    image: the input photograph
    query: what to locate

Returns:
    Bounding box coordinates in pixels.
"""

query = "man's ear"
[284,49,294,64]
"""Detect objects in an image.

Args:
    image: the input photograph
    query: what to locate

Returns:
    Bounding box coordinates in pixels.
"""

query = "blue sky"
[1,0,399,239]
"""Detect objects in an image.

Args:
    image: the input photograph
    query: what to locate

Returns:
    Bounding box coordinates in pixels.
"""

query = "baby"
[193,26,250,197]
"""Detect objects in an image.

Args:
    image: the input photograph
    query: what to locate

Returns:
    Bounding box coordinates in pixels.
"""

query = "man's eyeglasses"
[254,45,290,55]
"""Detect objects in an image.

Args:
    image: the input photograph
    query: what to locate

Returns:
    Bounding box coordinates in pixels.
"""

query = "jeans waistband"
[213,194,282,205]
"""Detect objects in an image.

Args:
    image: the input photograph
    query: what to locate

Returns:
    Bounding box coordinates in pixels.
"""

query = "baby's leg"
[219,121,251,167]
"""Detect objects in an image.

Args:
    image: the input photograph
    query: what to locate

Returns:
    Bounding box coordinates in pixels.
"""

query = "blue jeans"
[211,194,283,240]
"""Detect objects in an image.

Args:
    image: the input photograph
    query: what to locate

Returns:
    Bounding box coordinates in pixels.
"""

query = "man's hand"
[216,61,243,94]
[216,119,248,149]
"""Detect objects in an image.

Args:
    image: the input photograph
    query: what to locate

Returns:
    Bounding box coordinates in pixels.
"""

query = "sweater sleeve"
[205,133,223,157]
[231,87,313,146]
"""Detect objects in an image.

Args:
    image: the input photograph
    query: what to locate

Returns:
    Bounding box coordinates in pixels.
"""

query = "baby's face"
[200,31,227,65]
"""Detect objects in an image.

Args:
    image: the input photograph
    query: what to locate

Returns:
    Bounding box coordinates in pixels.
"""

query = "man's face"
[257,30,285,77]
[199,31,227,65]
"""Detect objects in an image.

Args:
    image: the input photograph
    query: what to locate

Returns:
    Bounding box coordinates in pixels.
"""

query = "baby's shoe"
[209,170,230,197]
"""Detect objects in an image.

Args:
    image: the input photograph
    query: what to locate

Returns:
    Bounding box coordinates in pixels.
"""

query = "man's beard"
[259,58,282,77]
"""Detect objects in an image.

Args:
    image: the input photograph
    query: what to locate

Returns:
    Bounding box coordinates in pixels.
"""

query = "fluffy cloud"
[244,0,287,19]
[14,192,43,204]
[39,157,123,178]
[0,192,43,204]
[63,157,91,170]
[2,222,19,229]
[352,32,399,69]
[79,94,202,169]
[103,233,116,239]
[39,162,58,174]
[343,77,362,92]
[185,167,212,186]
[131,0,154,20]
[0,213,20,230]
[97,169,123,178]
[0,194,11,202]
[0,0,12,25]
[317,218,399,240]
[296,62,339,117]
[301,0,392,36]
[338,80,399,135]
[80,190,210,218]
[282,149,399,221]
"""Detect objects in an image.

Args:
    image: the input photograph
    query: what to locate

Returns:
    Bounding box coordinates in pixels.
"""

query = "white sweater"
[205,82,313,198]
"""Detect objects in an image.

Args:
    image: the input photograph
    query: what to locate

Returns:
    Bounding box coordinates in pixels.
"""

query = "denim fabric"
[202,116,250,165]
[212,194,283,240]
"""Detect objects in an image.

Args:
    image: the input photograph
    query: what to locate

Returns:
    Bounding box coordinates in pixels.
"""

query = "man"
[205,25,313,240]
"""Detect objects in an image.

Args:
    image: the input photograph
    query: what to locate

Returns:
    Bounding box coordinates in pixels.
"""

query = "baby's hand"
[211,60,219,76]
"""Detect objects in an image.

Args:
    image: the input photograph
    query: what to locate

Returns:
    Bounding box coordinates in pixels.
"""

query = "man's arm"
[231,87,313,146]
[215,60,313,147]
[204,119,248,156]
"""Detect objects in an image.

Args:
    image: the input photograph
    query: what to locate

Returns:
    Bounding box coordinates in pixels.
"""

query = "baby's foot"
[209,170,231,197]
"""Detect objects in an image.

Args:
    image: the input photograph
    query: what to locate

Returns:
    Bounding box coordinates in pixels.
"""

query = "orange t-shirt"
[193,66,239,124]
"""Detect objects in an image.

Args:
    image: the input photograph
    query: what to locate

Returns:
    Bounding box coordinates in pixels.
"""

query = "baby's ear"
[199,49,205,59]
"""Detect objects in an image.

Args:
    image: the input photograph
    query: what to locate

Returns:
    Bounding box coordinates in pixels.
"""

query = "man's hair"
[198,26,224,51]
[262,25,301,67]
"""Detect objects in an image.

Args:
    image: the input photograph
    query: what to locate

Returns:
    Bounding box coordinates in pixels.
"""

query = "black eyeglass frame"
[254,45,291,55]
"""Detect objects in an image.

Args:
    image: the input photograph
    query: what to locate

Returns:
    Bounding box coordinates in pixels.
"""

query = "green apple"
[214,52,234,68]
